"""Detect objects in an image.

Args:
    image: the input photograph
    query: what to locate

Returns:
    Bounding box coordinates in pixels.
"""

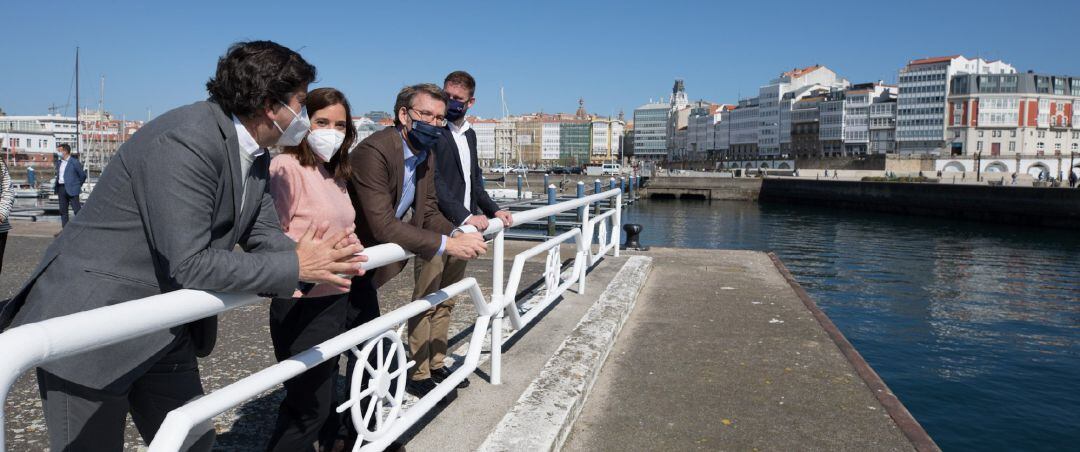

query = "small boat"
[12,183,40,199]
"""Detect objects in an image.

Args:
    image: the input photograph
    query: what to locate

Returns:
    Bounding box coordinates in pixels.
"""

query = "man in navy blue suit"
[54,143,87,227]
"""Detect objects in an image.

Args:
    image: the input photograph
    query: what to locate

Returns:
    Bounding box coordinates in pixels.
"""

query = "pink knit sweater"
[269,153,355,298]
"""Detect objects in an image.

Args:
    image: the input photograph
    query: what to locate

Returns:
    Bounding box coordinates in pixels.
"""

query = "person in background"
[265,87,361,452]
[0,158,13,273]
[54,143,86,227]
[407,71,512,395]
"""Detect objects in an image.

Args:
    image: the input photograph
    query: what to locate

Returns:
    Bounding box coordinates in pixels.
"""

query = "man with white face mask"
[266,87,363,452]
[0,41,366,452]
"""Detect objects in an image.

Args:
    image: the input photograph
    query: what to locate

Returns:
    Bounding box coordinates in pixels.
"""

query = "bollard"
[543,173,549,192]
[547,184,557,236]
[517,174,523,199]
[593,179,601,209]
[621,223,647,250]
[628,175,636,200]
[609,178,617,209]
[620,176,626,198]
[576,181,585,222]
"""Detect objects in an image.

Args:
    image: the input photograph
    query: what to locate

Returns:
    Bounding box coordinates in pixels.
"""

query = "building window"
[977,142,983,151]
[1037,142,1045,150]
[978,130,984,137]
[1009,142,1016,152]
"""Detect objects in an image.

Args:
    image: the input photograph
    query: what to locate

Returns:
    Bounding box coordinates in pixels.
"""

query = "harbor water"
[622,198,1080,451]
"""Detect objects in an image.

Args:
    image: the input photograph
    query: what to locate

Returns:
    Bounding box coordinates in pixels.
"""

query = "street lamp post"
[975,151,982,182]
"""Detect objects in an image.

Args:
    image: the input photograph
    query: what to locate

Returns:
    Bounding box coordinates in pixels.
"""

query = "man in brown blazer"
[334,83,486,450]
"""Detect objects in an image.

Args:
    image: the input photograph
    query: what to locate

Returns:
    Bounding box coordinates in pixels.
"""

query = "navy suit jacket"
[432,127,500,225]
[55,156,88,196]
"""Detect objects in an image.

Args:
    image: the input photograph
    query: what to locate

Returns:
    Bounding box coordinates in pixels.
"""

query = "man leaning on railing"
[0,41,366,452]
[325,83,488,451]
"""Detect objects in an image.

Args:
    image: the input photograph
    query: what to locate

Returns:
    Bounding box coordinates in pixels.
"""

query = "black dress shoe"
[431,367,470,388]
[405,378,437,398]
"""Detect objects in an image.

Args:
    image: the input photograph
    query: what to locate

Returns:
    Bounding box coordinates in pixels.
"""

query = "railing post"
[547,184,557,237]
[614,191,622,258]
[576,181,585,222]
[491,230,505,385]
[579,201,591,294]
[516,174,523,199]
[543,173,549,193]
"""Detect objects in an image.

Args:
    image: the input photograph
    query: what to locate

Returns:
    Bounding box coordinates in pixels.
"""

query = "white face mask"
[274,102,311,147]
[306,129,345,162]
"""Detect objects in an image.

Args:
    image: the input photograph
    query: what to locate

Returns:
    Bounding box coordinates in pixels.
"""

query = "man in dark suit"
[0,41,364,452]
[54,143,87,227]
[407,71,512,394]
[337,83,487,450]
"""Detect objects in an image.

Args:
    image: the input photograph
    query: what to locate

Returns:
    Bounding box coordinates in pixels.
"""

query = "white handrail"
[0,186,624,451]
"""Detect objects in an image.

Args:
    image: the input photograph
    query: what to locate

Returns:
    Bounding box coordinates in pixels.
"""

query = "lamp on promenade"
[975,151,982,182]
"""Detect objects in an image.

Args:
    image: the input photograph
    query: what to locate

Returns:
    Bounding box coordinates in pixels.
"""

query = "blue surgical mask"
[407,119,443,152]
[445,99,467,122]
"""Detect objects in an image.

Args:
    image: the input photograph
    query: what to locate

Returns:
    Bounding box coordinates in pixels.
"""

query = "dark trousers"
[36,331,214,452]
[266,292,350,452]
[57,185,81,227]
[0,232,7,274]
[320,273,384,449]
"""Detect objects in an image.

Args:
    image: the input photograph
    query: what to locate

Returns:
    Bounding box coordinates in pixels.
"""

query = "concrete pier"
[564,248,935,451]
[1,230,934,451]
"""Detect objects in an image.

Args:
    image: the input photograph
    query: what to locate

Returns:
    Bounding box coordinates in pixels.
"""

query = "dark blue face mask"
[407,117,443,152]
[445,99,467,122]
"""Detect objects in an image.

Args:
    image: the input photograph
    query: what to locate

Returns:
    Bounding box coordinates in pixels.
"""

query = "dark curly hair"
[281,87,355,181]
[206,41,317,117]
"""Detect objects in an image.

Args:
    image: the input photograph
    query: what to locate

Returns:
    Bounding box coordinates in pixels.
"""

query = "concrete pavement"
[564,248,933,451]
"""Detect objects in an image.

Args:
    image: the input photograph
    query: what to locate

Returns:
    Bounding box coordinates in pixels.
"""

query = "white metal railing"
[0,185,623,451]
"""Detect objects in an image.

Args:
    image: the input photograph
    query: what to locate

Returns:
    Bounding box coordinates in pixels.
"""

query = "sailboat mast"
[75,47,80,156]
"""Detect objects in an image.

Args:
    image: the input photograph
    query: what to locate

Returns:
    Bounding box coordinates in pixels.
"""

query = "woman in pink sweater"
[266,87,359,451]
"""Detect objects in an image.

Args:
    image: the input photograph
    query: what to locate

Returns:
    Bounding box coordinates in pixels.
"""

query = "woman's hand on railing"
[296,221,366,288]
[445,231,488,260]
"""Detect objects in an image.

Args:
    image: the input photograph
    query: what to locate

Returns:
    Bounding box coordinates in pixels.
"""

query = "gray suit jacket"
[0,101,299,390]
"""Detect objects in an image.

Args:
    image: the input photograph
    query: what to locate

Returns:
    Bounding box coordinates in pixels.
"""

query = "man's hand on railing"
[464,214,489,232]
[445,231,487,259]
[296,221,366,288]
[494,210,513,227]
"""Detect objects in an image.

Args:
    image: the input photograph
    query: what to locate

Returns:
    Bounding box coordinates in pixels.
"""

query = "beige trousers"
[408,254,467,380]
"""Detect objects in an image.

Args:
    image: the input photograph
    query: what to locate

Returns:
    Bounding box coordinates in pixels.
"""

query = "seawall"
[759,178,1080,229]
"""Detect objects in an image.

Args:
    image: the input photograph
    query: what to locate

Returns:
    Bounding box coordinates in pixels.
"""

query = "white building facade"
[896,55,1015,155]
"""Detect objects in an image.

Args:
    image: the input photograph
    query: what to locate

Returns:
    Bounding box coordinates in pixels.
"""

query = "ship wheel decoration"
[597,220,609,250]
[544,246,562,296]
[336,328,413,446]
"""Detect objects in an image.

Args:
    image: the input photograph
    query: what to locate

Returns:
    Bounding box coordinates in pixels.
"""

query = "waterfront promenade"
[1,226,931,451]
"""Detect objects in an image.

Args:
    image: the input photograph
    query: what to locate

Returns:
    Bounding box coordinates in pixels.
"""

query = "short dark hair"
[282,87,355,181]
[393,84,448,127]
[57,143,71,153]
[444,71,476,97]
[206,41,317,117]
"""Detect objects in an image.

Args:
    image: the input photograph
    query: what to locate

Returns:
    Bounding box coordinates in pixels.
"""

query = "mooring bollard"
[609,178,617,209]
[621,223,647,250]
[517,174,523,199]
[628,175,636,200]
[576,181,585,222]
[543,173,549,191]
[594,179,601,209]
[547,184,557,236]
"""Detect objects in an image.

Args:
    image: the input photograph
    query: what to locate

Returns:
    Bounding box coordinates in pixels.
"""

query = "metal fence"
[0,185,623,451]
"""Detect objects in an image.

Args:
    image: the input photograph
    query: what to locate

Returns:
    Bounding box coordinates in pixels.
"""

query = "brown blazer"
[348,126,455,288]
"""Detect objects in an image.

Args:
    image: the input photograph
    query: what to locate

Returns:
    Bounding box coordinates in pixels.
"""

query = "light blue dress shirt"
[398,136,446,255]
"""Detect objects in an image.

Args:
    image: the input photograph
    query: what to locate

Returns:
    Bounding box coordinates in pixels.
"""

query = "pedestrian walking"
[0,159,13,273]
[54,143,86,227]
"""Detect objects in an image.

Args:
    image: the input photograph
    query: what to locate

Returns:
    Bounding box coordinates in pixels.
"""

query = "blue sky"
[3,0,1078,121]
